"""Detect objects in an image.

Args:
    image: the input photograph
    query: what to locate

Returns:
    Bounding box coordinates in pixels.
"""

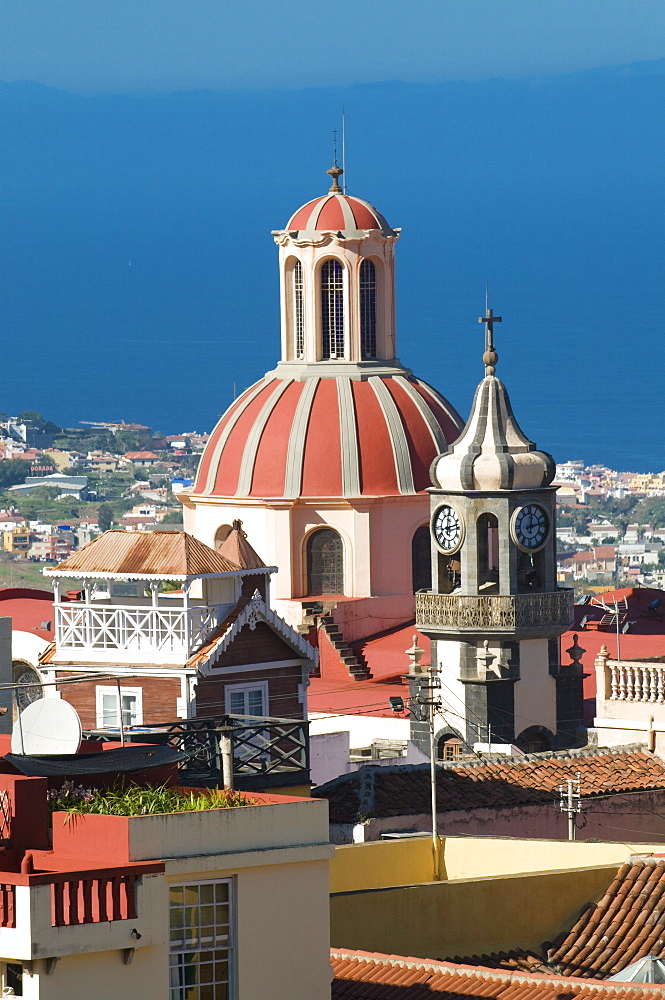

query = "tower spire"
[478,305,502,375]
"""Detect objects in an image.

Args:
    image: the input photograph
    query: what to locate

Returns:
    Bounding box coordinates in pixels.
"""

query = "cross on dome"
[478,308,502,375]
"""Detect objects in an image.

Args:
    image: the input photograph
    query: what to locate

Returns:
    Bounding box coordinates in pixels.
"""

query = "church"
[181,164,583,757]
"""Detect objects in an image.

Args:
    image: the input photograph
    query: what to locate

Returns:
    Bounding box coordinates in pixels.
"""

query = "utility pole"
[415,662,443,881]
[559,773,583,840]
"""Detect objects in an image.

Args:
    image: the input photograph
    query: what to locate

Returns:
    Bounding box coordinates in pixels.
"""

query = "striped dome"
[193,375,462,500]
[286,193,393,237]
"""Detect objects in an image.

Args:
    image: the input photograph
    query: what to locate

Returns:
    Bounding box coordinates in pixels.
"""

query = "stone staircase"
[298,601,372,681]
[319,614,372,681]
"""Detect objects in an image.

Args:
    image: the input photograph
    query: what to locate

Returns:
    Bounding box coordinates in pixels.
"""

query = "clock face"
[512,503,549,551]
[433,504,464,553]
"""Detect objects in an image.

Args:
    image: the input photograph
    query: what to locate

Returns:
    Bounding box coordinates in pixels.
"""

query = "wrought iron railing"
[86,713,310,790]
[416,589,574,631]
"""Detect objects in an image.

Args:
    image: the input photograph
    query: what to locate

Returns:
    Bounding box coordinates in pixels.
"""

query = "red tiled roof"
[331,949,665,999]
[547,858,665,979]
[317,747,665,823]
[458,858,665,981]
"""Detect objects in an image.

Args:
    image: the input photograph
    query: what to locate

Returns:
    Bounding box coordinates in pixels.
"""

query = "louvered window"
[321,260,344,359]
[360,258,377,359]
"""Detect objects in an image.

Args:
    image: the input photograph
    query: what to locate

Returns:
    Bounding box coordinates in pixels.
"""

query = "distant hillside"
[1,63,663,469]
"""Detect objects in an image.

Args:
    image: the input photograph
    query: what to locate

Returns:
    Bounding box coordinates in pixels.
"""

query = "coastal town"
[0,411,662,594]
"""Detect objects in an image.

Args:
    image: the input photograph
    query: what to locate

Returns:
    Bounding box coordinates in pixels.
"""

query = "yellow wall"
[329,835,665,892]
[330,864,619,960]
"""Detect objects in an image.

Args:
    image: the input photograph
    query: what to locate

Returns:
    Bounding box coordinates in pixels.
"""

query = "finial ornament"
[327,162,343,193]
[478,307,502,375]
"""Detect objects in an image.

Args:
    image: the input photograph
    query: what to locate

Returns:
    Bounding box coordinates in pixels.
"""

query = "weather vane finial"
[478,298,502,375]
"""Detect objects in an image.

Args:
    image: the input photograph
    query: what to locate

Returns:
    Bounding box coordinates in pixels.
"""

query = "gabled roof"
[331,949,665,1000]
[317,746,665,824]
[218,520,267,570]
[189,589,318,671]
[44,530,241,580]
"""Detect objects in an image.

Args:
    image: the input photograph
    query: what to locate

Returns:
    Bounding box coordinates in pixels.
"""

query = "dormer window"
[293,259,304,359]
[321,259,344,360]
[360,258,377,359]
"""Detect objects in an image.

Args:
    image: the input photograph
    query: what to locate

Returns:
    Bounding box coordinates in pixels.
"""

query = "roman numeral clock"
[415,311,578,755]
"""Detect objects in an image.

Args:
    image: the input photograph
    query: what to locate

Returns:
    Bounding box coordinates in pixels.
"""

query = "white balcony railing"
[55,602,231,661]
[608,661,665,703]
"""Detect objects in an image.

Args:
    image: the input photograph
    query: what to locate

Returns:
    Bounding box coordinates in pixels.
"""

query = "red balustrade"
[0,884,15,928]
[51,873,138,927]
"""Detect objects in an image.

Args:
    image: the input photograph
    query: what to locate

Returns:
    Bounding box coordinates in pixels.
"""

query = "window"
[360,258,377,358]
[225,681,267,718]
[438,735,463,761]
[411,525,432,593]
[477,513,499,593]
[169,879,233,1000]
[95,686,143,728]
[321,259,344,359]
[307,528,344,595]
[293,259,304,359]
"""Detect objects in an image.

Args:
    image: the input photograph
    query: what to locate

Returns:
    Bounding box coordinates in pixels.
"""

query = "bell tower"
[416,310,578,753]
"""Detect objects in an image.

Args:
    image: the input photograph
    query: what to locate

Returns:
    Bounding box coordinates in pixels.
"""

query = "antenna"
[332,128,338,165]
[485,281,489,314]
[342,108,347,193]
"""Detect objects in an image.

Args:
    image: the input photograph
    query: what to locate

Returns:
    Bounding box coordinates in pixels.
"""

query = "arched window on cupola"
[360,258,377,359]
[321,259,345,359]
[293,259,304,359]
[307,528,344,595]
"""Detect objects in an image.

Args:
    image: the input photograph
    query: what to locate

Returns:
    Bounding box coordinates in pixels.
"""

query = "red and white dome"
[286,193,393,236]
[193,374,462,500]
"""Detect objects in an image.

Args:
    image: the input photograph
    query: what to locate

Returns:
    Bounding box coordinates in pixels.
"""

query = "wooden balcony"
[54,601,232,662]
[416,588,574,637]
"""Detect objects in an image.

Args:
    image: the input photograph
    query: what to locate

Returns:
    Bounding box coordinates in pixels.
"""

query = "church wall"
[369,497,430,598]
[514,638,557,738]
[434,641,465,732]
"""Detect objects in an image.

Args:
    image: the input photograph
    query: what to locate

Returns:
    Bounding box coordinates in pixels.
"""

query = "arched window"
[214,524,232,549]
[321,259,344,359]
[360,258,377,359]
[412,525,431,592]
[307,529,344,595]
[293,259,304,359]
[438,734,463,761]
[477,513,499,593]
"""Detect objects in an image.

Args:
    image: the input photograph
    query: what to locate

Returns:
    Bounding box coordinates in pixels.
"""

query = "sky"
[2,0,665,92]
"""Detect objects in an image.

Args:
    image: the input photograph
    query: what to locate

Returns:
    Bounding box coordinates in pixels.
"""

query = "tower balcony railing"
[54,601,232,662]
[416,588,574,636]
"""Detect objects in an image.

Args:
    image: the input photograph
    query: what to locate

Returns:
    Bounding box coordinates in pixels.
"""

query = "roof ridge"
[330,949,665,990]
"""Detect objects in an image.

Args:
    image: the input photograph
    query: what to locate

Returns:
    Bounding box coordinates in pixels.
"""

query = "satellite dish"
[12,698,82,756]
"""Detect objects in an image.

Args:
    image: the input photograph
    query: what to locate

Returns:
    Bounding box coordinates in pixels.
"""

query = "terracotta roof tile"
[317,747,665,824]
[331,949,665,999]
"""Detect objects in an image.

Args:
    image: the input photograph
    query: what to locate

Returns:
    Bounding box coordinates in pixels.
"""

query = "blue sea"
[0,68,663,471]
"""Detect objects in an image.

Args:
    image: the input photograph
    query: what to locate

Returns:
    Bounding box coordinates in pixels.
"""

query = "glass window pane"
[228,692,244,714]
[247,689,264,716]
